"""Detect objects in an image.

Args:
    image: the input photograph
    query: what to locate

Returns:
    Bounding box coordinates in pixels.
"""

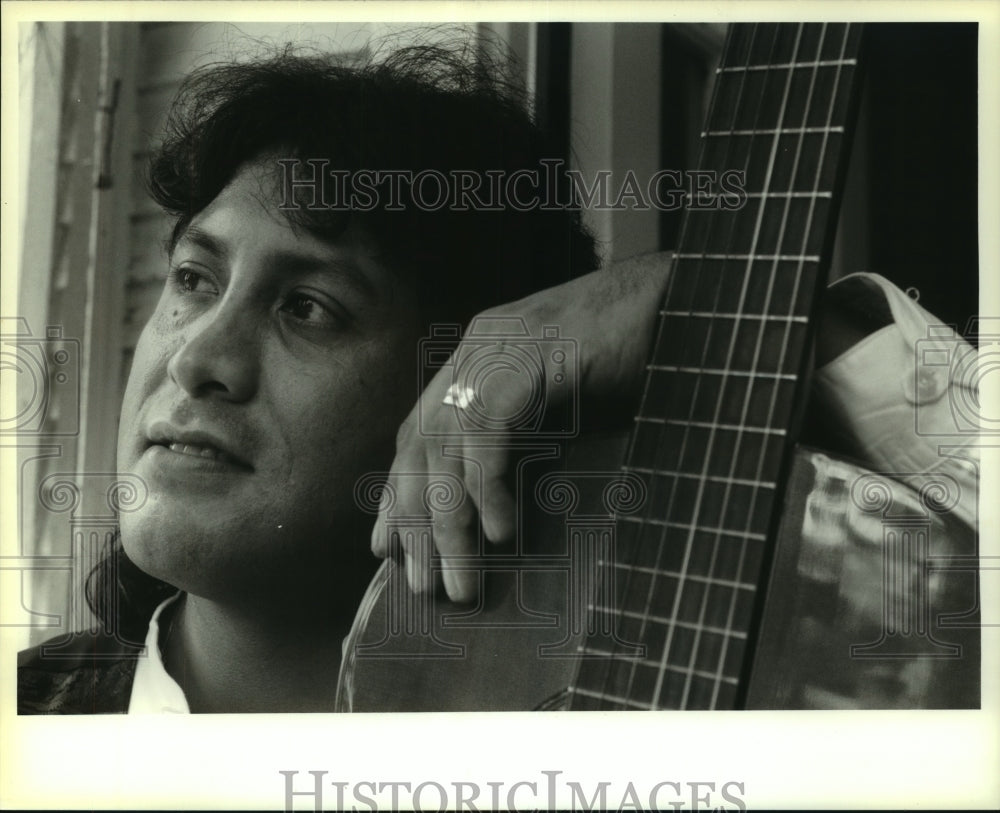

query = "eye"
[280,292,343,328]
[168,265,218,295]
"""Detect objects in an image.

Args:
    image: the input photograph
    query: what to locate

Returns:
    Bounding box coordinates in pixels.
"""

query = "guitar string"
[610,23,782,711]
[689,21,830,709]
[592,23,850,710]
[561,26,756,710]
[573,24,859,710]
[712,24,857,709]
[635,23,786,710]
[577,22,777,710]
[677,23,858,710]
[680,22,827,710]
[585,24,769,710]
[661,22,812,710]
[705,22,851,709]
[688,23,857,709]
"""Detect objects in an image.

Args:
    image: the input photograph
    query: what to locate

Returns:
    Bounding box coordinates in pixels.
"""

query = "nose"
[167,302,260,402]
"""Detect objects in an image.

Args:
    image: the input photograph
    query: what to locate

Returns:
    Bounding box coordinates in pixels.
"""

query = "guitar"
[336,22,980,712]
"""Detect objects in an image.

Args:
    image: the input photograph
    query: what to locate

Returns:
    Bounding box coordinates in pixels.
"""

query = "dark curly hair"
[89,34,600,642]
[147,36,599,325]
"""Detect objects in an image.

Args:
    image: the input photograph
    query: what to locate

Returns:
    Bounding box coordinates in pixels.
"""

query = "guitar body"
[337,438,979,711]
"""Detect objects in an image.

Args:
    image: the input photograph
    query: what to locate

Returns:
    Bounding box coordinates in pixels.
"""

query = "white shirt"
[127,592,190,714]
[813,273,978,530]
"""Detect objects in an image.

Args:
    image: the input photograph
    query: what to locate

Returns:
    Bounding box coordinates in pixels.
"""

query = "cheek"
[128,293,184,385]
[283,349,414,484]
[119,315,173,444]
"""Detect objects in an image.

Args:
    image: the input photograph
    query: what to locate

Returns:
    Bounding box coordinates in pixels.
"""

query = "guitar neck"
[569,22,865,710]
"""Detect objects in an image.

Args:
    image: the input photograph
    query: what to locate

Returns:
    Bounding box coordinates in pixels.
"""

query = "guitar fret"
[634,417,787,436]
[677,191,831,202]
[702,125,844,137]
[574,641,745,692]
[608,562,757,593]
[645,364,797,380]
[620,467,775,490]
[588,604,750,640]
[617,513,768,541]
[674,252,820,262]
[660,310,809,323]
[717,58,857,73]
[567,685,653,709]
[661,662,740,686]
[742,191,832,199]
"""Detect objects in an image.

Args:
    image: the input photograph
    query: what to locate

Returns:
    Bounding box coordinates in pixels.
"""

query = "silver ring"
[443,383,476,409]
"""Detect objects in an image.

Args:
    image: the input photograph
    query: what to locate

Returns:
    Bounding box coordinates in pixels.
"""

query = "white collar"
[127,592,190,714]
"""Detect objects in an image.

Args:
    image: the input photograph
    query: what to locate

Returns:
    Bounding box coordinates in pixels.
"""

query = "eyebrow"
[174,225,379,301]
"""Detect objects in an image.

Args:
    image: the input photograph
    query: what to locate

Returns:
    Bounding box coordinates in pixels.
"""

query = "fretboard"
[569,22,864,710]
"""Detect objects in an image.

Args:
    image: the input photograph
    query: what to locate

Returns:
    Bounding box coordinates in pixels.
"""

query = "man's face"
[117,160,422,606]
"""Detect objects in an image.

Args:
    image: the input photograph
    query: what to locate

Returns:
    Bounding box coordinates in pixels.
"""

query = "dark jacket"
[18,629,145,714]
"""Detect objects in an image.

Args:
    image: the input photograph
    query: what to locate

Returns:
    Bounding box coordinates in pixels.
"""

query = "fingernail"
[443,567,475,603]
[405,554,427,594]
[484,512,514,544]
[442,567,458,600]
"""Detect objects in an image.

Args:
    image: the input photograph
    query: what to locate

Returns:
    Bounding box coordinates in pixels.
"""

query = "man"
[17,41,674,713]
[18,34,979,714]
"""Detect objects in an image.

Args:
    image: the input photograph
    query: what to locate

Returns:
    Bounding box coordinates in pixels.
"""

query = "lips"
[146,420,253,470]
[164,441,237,464]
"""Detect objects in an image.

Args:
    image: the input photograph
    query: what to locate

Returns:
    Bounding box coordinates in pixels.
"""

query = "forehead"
[175,160,401,302]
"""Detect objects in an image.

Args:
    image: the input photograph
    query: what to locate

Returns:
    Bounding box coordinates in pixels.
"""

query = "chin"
[118,509,228,598]
[118,514,189,593]
[118,505,370,610]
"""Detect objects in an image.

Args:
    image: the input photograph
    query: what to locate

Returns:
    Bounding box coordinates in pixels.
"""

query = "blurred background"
[7,21,978,649]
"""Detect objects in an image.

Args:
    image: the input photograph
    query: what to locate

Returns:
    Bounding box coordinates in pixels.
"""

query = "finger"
[400,523,434,596]
[480,475,516,543]
[369,477,394,560]
[395,384,471,594]
[430,483,478,602]
[392,459,437,594]
[461,445,516,544]
[371,415,424,560]
[419,409,479,599]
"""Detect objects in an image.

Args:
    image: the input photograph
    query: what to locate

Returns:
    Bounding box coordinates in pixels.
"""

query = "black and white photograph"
[2,1,998,809]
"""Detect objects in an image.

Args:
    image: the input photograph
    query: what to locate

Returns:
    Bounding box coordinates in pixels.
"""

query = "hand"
[370,252,672,601]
